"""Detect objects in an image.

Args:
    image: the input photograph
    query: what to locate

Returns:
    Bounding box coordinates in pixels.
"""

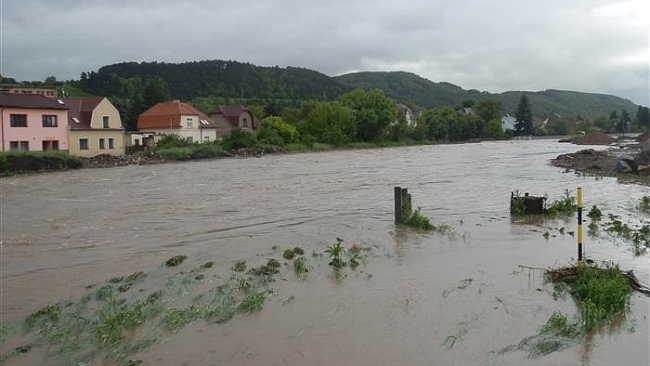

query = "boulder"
[616,159,636,173]
[634,149,650,167]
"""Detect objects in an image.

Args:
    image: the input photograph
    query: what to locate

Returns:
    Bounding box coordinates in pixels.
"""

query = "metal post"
[577,187,583,262]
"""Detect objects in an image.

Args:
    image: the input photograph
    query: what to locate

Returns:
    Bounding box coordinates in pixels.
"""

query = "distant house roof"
[63,97,105,129]
[0,92,68,109]
[138,101,216,129]
[208,105,257,128]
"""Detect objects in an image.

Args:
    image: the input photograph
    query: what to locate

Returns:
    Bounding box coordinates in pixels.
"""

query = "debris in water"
[165,255,188,267]
[442,278,473,298]
[442,324,468,349]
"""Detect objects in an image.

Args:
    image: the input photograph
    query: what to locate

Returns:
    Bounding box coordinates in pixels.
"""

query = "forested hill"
[335,71,638,118]
[79,60,352,101]
[76,60,638,119]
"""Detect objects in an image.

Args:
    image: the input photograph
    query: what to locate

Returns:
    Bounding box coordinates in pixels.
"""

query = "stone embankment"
[80,154,165,169]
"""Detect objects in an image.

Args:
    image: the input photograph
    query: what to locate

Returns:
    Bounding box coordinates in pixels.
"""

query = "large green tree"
[338,89,396,142]
[475,99,501,124]
[257,116,300,146]
[636,105,650,130]
[515,95,533,136]
[294,101,355,145]
[617,109,630,134]
[417,107,481,142]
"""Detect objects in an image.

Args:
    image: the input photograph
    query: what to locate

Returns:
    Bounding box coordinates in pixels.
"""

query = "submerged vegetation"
[510,189,577,217]
[543,190,578,217]
[323,238,371,270]
[598,213,650,256]
[515,262,637,358]
[1,240,373,365]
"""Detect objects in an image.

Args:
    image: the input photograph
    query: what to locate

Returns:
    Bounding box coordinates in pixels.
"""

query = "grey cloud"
[2,0,648,105]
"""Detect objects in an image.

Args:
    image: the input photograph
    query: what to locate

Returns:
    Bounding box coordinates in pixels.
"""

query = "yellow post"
[577,187,583,262]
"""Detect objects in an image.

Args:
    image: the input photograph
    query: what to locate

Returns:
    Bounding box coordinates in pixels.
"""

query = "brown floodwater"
[1,140,648,365]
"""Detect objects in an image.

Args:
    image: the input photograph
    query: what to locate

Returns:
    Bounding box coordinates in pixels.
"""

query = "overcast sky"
[2,0,649,105]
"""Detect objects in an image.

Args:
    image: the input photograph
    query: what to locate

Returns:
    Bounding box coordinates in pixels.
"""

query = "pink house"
[0,93,69,152]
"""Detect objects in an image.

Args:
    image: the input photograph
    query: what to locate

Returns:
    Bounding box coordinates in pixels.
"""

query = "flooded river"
[1,140,649,365]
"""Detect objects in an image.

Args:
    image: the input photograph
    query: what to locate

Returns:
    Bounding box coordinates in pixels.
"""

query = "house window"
[186,136,193,143]
[42,115,58,127]
[242,117,248,127]
[10,114,27,127]
[103,116,109,128]
[11,141,29,151]
[109,138,114,149]
[42,140,59,151]
[80,138,89,150]
[186,118,193,128]
[99,138,106,149]
[203,136,210,142]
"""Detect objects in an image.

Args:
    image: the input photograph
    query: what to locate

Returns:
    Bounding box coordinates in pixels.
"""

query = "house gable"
[137,101,217,143]
[63,97,125,157]
[207,105,257,138]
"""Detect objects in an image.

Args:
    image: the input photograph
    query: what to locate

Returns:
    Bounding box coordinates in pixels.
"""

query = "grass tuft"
[165,255,187,267]
[231,260,247,272]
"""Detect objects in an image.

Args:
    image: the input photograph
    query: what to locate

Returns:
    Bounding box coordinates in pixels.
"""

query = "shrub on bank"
[154,143,228,161]
[0,152,82,174]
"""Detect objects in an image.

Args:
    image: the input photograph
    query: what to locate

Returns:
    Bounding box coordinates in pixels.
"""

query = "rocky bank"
[551,132,650,185]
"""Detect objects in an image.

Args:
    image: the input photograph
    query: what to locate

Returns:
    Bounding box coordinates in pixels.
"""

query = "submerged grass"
[1,254,283,365]
[543,190,577,216]
[400,208,434,230]
[517,262,634,358]
[603,213,650,256]
[293,257,309,278]
[639,196,650,214]
[2,240,372,364]
[546,262,631,332]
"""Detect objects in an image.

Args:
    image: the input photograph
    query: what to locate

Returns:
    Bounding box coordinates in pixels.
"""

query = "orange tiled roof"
[138,101,216,129]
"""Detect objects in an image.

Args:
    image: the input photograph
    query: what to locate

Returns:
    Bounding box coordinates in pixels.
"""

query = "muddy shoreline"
[550,145,650,185]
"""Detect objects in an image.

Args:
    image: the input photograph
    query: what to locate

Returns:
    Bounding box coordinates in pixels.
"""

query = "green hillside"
[335,71,638,118]
[79,60,352,101]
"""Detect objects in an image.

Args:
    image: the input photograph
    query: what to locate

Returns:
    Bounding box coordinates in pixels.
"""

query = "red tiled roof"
[208,105,257,129]
[210,105,247,117]
[138,101,216,129]
[0,92,68,109]
[63,97,105,129]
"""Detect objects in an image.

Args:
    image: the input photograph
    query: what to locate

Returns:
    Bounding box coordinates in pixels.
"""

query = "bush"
[156,147,192,161]
[256,128,285,147]
[0,152,82,173]
[155,135,191,149]
[221,128,257,150]
[257,117,299,145]
[187,143,226,159]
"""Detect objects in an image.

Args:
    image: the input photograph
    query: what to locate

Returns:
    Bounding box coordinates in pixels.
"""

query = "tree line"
[3,70,649,147]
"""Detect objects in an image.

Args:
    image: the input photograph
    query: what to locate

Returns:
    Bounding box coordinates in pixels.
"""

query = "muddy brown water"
[1,140,649,366]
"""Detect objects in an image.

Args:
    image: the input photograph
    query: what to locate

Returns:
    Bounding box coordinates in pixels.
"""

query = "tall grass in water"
[521,262,633,358]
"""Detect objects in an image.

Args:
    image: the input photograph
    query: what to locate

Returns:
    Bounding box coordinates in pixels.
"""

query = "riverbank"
[550,132,650,185]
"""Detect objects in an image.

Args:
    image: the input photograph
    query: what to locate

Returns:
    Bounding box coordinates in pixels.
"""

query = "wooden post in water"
[395,187,413,223]
[394,186,402,223]
[402,188,412,219]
